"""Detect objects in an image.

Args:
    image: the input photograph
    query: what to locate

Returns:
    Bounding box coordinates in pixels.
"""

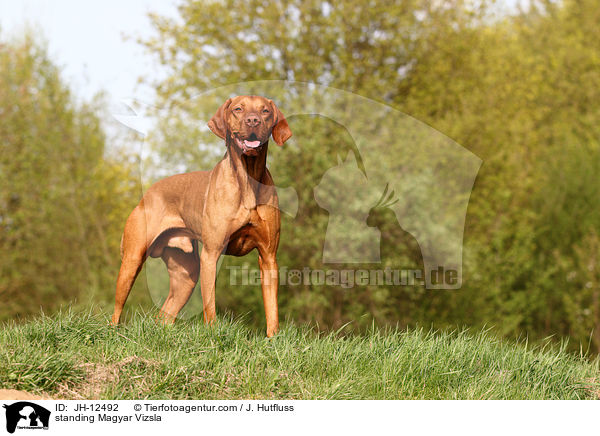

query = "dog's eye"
[262,109,270,114]
[233,107,243,112]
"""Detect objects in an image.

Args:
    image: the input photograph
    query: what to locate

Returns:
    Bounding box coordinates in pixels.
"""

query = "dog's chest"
[225,210,261,256]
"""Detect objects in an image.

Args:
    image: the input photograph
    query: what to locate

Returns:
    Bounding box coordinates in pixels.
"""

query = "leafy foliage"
[0,34,140,320]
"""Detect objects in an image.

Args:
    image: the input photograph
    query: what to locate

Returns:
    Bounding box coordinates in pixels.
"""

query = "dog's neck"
[225,136,269,210]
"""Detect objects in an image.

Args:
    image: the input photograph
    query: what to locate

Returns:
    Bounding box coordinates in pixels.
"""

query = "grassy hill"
[0,310,598,400]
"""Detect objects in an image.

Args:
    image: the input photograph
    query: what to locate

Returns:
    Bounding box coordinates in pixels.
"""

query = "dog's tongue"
[244,140,261,148]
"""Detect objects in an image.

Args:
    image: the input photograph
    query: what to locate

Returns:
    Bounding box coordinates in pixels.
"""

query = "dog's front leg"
[199,246,221,324]
[258,252,279,337]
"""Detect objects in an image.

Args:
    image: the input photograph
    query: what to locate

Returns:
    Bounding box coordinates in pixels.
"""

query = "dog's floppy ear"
[207,98,232,140]
[270,100,292,146]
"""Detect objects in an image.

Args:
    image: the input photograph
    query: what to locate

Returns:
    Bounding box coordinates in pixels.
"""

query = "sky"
[0,0,178,105]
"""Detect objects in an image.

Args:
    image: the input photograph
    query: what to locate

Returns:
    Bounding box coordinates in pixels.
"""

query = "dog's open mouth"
[235,133,264,154]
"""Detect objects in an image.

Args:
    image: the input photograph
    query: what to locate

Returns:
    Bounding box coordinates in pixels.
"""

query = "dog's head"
[208,95,292,156]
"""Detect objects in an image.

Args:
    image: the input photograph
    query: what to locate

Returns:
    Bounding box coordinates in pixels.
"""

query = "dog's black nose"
[245,113,260,127]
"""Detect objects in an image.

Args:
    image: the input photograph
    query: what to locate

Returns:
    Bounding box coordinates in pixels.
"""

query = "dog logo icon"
[2,402,50,433]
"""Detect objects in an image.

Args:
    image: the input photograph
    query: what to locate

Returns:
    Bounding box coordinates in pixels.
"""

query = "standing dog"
[110,96,292,337]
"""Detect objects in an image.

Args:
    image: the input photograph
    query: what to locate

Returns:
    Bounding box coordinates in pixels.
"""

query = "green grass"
[0,309,598,399]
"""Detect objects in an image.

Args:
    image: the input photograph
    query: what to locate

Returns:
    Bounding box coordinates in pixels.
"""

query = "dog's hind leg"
[111,206,149,325]
[158,240,200,324]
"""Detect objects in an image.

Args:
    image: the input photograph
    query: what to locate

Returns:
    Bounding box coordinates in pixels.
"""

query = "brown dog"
[110,96,292,337]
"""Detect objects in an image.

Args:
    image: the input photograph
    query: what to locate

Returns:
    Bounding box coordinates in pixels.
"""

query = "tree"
[0,33,140,320]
